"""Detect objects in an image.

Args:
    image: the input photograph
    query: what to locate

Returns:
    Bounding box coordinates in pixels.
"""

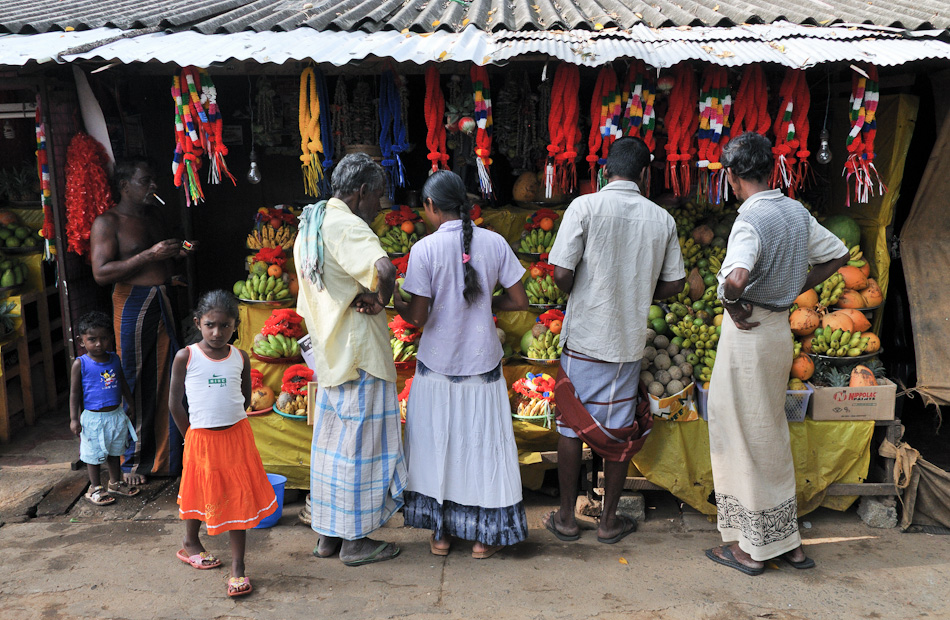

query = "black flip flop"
[597,515,637,544]
[705,546,765,576]
[777,553,816,569]
[341,542,401,567]
[543,511,580,542]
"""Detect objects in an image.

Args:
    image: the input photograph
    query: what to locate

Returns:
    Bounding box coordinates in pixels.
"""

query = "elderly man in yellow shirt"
[295,153,406,567]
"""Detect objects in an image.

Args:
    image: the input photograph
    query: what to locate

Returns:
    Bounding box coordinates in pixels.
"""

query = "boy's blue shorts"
[79,407,137,465]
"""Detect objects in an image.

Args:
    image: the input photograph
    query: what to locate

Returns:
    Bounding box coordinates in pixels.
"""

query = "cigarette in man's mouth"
[152,193,165,205]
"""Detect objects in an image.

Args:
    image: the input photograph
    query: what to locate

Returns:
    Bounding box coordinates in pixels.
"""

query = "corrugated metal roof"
[1,0,948,35]
[0,23,932,69]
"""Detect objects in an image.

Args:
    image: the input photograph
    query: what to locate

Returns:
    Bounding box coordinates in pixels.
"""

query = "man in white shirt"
[544,137,685,545]
[705,132,848,576]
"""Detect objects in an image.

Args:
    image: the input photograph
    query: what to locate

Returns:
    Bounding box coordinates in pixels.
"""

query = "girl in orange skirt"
[169,291,276,598]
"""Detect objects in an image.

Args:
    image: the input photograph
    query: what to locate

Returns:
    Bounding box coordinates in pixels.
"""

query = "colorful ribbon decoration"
[171,72,205,206]
[34,96,54,260]
[664,63,698,198]
[197,71,235,187]
[696,65,732,205]
[470,65,494,197]
[586,66,622,190]
[545,63,581,198]
[621,60,657,192]
[299,67,328,197]
[843,65,886,205]
[424,66,450,174]
[770,68,809,198]
[379,70,409,199]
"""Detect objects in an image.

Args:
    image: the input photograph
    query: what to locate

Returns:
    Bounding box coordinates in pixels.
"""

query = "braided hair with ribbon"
[423,170,483,305]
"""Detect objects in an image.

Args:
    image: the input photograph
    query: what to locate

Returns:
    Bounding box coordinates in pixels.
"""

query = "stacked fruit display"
[524,261,567,307]
[234,248,294,302]
[389,315,420,363]
[252,309,304,361]
[248,368,276,412]
[519,310,564,361]
[275,364,312,417]
[380,206,426,255]
[811,358,887,388]
[511,372,556,427]
[517,208,560,255]
[641,325,697,399]
[246,206,298,250]
[0,255,30,289]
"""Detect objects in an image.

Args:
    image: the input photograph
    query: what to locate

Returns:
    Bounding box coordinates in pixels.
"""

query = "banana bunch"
[525,330,562,360]
[664,281,691,305]
[846,244,867,269]
[815,272,845,307]
[380,228,419,254]
[679,237,702,268]
[809,326,871,357]
[391,338,418,362]
[517,398,553,419]
[525,275,567,305]
[793,339,802,358]
[697,349,716,384]
[235,274,291,301]
[703,246,727,265]
[519,229,555,255]
[247,225,296,250]
[253,333,300,359]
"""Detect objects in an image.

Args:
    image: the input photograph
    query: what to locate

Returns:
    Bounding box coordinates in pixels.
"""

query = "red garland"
[250,368,265,389]
[261,308,304,339]
[281,364,314,395]
[65,133,113,257]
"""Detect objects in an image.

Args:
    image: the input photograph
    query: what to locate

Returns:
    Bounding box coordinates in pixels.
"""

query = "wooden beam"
[824,483,897,496]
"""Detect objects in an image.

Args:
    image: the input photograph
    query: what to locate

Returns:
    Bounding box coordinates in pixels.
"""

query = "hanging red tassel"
[65,133,114,257]
[664,63,698,198]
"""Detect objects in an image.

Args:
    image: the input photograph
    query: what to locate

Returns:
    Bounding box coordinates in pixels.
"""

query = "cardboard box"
[808,378,896,421]
[648,382,700,422]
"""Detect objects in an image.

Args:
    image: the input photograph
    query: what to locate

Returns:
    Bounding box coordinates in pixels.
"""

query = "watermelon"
[822,215,861,248]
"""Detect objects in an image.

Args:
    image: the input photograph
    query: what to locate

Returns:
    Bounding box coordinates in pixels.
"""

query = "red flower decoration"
[254,246,287,267]
[250,368,265,389]
[523,208,560,231]
[384,205,422,226]
[281,364,314,395]
[530,260,555,276]
[398,377,413,401]
[262,309,304,339]
[537,309,565,327]
[391,254,410,277]
[389,315,421,343]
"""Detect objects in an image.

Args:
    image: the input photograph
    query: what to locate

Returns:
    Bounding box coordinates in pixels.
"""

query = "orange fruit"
[530,267,543,279]
[539,217,554,232]
[288,276,299,297]
[548,319,562,335]
[400,221,416,234]
[267,264,283,278]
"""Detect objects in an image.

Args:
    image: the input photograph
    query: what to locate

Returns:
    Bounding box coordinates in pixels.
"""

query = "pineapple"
[811,359,851,387]
[0,300,19,337]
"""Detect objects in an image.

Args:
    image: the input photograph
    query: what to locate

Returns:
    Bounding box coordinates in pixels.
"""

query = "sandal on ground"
[777,551,816,570]
[597,515,637,544]
[84,485,115,506]
[313,536,342,559]
[429,535,450,557]
[471,544,504,560]
[543,510,580,542]
[176,549,222,570]
[227,576,252,598]
[705,546,765,576]
[107,480,140,497]
[341,542,401,567]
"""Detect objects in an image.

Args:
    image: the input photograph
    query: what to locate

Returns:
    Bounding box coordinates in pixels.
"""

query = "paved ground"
[2,414,949,620]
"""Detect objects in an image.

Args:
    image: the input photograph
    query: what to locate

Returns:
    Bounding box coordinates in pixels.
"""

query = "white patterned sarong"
[310,370,407,540]
[707,306,801,561]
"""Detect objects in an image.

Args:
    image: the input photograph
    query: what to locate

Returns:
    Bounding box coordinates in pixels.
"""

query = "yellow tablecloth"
[248,412,312,488]
[632,419,875,517]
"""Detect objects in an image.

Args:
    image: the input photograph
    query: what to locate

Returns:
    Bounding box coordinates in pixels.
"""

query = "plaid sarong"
[310,370,406,540]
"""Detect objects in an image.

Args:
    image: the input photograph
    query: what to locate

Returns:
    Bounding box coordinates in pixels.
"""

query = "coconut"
[655,369,672,386]
[648,382,665,397]
[665,379,685,396]
[687,268,705,302]
[835,288,866,309]
[640,371,655,386]
[653,335,670,350]
[679,362,693,378]
[642,346,658,361]
[668,366,683,381]
[654,353,672,371]
[861,278,884,306]
[691,225,715,247]
[789,308,820,336]
[672,353,686,366]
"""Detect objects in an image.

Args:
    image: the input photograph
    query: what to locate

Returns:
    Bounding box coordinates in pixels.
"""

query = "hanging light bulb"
[246,147,262,184]
[816,128,833,165]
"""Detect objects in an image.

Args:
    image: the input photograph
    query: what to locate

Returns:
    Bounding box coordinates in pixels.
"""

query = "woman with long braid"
[393,171,529,559]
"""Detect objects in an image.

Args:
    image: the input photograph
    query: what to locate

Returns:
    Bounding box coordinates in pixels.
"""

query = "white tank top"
[184,344,247,429]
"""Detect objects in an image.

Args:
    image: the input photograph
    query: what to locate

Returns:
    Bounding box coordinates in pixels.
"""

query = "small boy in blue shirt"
[69,311,139,505]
